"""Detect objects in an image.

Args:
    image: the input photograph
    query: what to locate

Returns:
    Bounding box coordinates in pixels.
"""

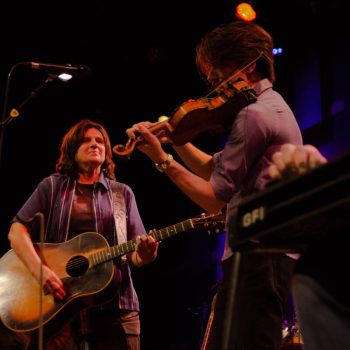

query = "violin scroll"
[112,137,138,158]
[112,118,174,158]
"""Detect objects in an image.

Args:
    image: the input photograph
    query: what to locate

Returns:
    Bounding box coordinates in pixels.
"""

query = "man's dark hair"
[196,20,275,83]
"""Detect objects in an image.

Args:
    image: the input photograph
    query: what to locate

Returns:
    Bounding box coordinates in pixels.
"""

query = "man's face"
[201,62,238,88]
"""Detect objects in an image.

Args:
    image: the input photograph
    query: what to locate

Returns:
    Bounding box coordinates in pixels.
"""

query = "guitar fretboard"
[90,219,194,266]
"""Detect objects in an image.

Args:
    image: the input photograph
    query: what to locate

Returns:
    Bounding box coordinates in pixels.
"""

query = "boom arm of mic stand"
[0,63,21,167]
[8,73,57,119]
[0,62,57,167]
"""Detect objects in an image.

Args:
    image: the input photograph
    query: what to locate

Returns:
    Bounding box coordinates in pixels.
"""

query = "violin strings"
[205,51,263,98]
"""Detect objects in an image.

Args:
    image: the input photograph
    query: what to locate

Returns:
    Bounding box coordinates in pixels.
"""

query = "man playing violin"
[125,20,302,350]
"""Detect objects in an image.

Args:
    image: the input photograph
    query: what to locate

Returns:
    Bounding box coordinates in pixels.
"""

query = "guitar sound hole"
[66,255,89,277]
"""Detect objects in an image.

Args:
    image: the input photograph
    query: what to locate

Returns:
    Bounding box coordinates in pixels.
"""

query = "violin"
[113,78,257,158]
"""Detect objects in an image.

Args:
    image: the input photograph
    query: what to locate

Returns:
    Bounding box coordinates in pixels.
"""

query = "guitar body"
[0,232,117,335]
[0,212,225,339]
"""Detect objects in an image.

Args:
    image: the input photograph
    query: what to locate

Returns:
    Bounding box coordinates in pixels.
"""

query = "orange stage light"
[235,2,257,22]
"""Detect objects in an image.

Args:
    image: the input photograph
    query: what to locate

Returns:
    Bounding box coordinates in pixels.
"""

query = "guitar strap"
[111,182,127,262]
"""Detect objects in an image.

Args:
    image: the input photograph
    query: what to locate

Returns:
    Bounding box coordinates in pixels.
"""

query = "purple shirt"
[210,79,302,216]
[13,172,146,311]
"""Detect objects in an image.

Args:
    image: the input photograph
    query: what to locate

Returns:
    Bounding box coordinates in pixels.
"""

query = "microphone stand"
[37,212,45,350]
[7,73,57,120]
[0,63,20,168]
[21,212,45,350]
[0,63,57,168]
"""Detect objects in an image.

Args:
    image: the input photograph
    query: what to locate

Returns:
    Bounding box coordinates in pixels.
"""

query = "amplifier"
[228,150,350,253]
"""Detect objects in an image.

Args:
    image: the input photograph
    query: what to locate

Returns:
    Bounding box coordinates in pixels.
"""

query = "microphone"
[27,61,91,73]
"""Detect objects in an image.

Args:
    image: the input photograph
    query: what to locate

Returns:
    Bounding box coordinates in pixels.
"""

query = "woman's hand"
[133,234,159,266]
[34,264,66,300]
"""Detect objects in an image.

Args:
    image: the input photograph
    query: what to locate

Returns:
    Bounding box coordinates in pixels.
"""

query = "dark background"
[0,0,348,348]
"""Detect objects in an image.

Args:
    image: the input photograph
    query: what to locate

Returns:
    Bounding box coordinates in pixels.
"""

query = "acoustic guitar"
[0,212,224,337]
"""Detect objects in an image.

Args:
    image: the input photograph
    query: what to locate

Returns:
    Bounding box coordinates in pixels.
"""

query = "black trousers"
[203,252,295,350]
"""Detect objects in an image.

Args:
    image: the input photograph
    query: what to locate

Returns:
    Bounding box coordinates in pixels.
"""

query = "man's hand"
[126,122,169,163]
[268,144,328,180]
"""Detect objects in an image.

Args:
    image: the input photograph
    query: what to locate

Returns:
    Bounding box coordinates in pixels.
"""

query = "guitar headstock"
[192,212,226,234]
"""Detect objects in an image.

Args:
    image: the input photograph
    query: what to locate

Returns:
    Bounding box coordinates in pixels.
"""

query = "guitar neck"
[90,219,194,266]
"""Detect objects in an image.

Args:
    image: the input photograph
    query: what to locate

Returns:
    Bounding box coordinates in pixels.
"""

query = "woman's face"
[75,127,106,169]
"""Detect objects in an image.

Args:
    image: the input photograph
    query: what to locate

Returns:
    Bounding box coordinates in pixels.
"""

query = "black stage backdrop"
[0,1,345,348]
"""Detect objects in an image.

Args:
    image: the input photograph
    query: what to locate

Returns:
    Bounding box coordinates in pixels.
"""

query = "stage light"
[235,2,256,22]
[272,48,283,56]
[57,73,73,81]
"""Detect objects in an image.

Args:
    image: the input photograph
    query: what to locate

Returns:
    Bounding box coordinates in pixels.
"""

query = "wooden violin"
[113,78,257,158]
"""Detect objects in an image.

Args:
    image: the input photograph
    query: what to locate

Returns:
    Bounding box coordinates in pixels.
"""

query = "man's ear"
[244,62,256,75]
